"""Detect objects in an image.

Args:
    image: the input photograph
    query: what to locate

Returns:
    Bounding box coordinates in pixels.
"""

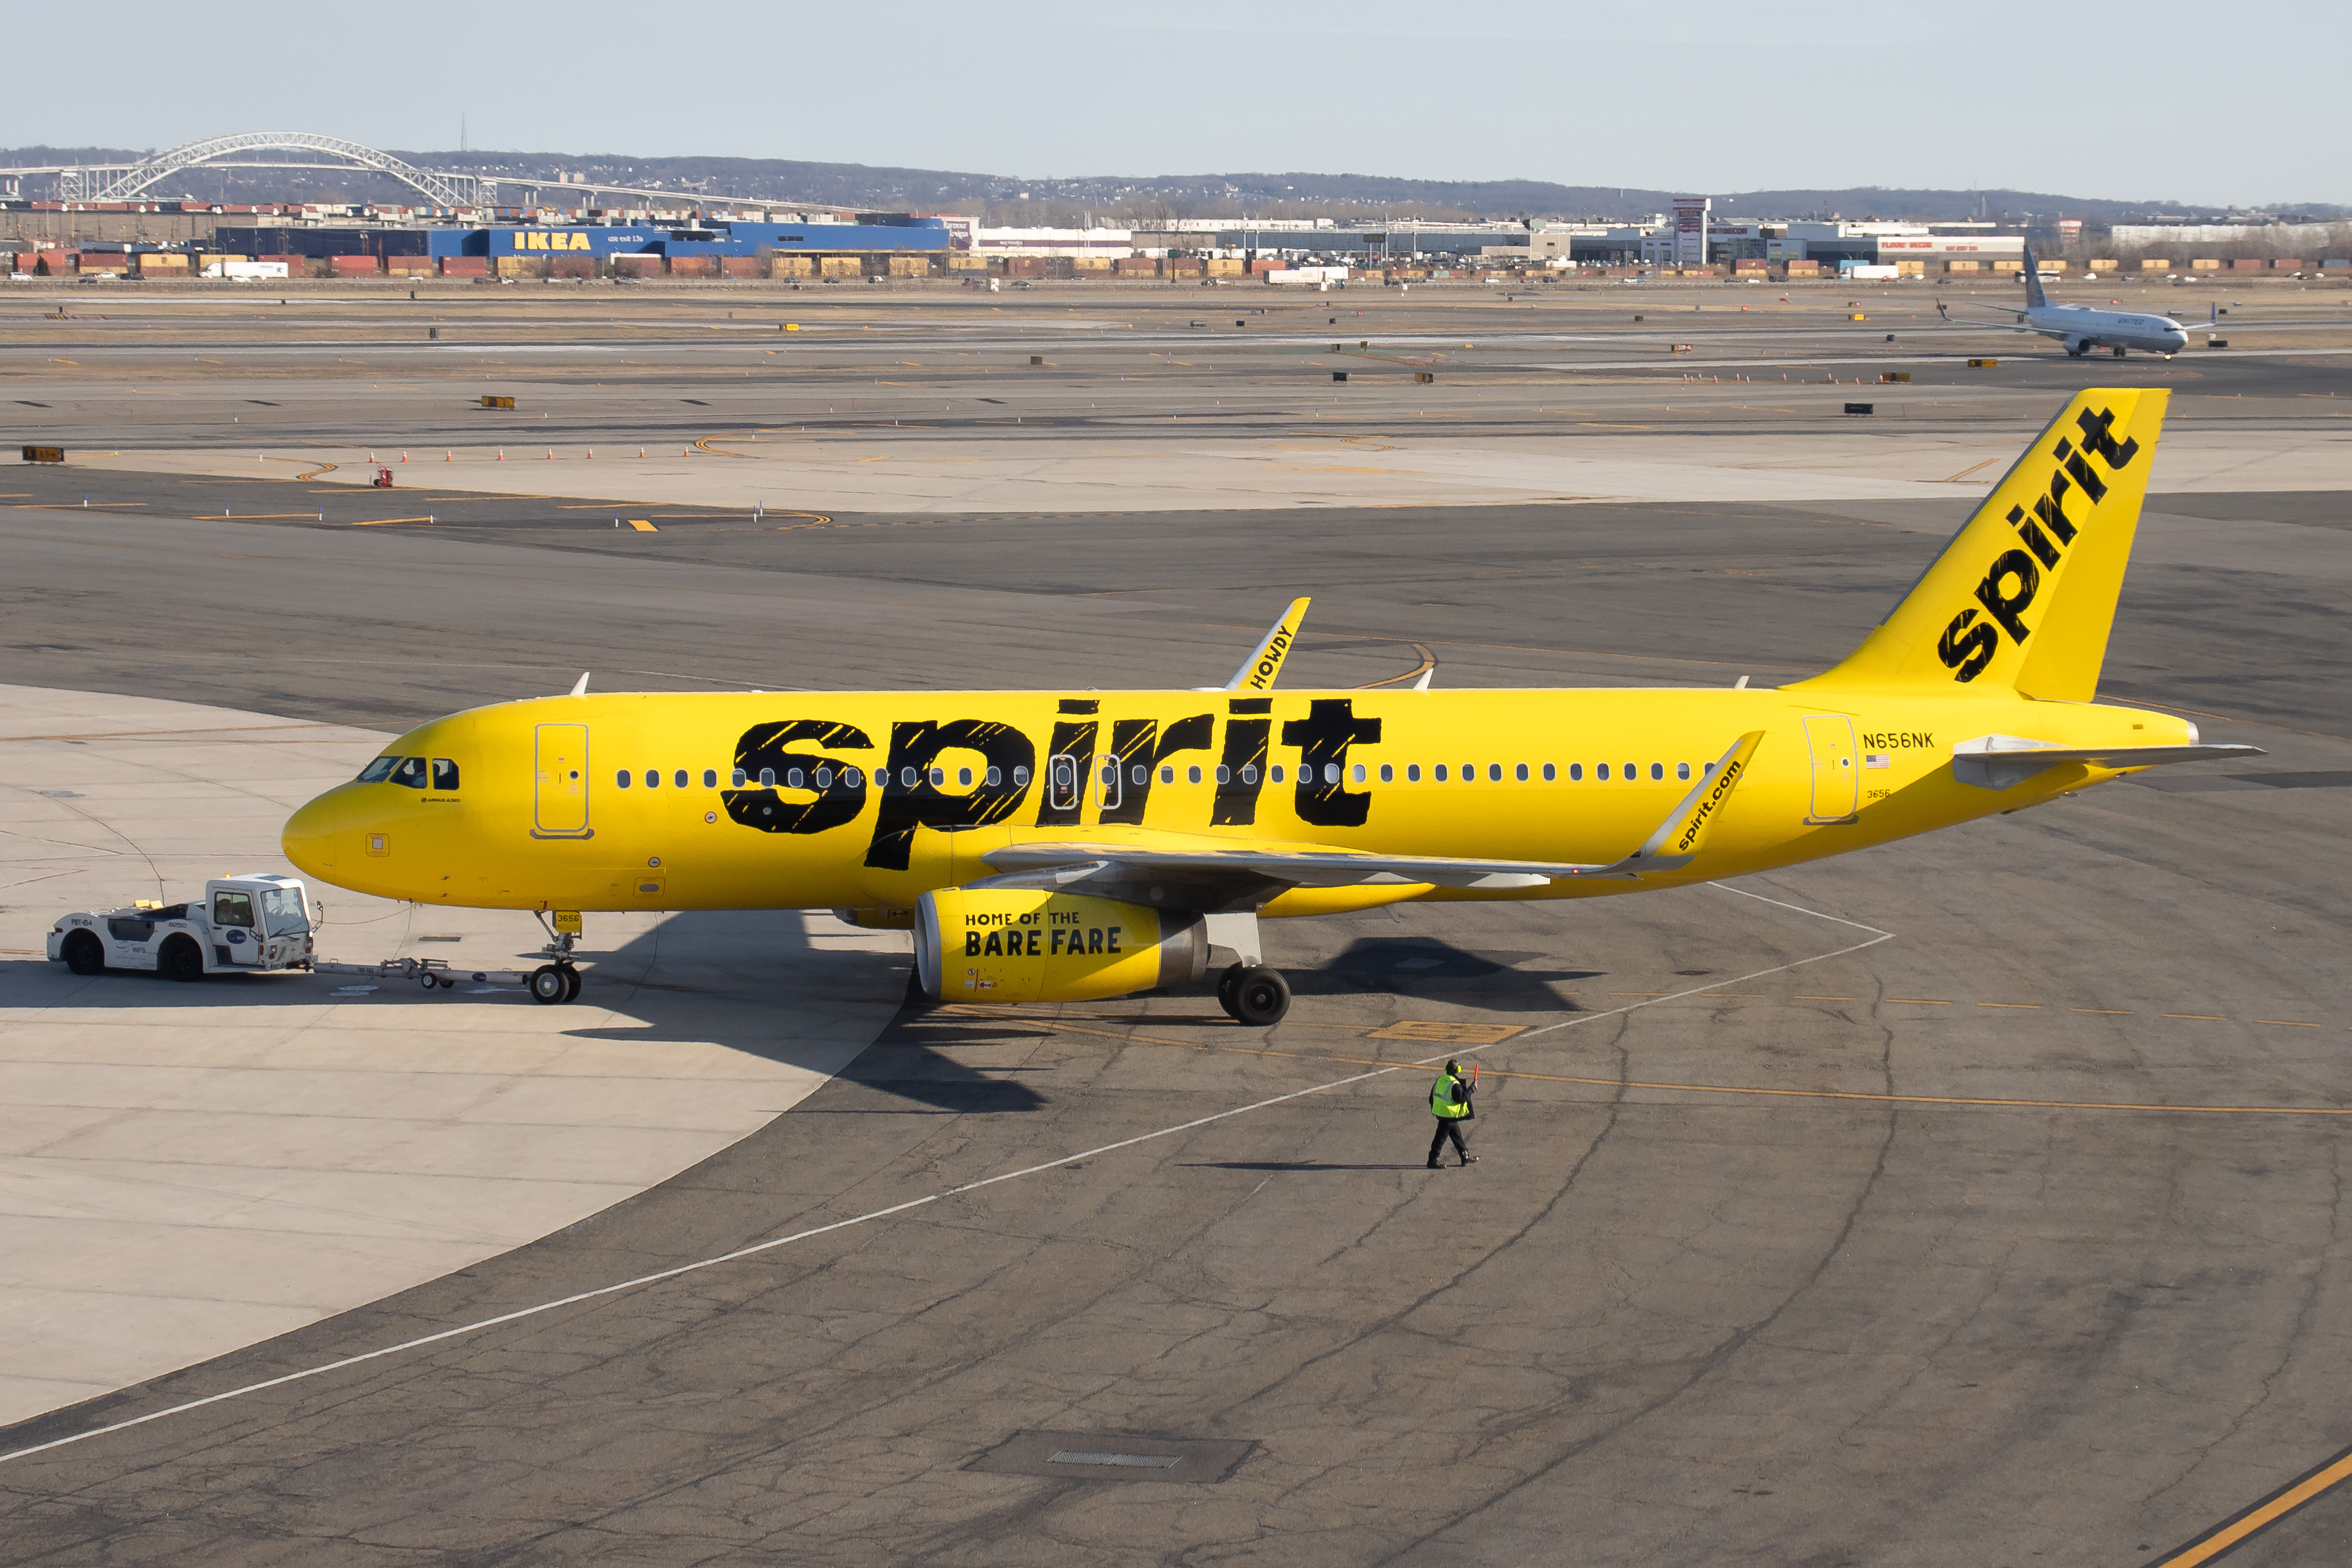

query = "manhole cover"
[965,1431,1255,1484]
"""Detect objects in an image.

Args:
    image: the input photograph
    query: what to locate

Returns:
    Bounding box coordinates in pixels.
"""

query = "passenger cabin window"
[1189,765,1202,784]
[1489,764,1503,782]
[212,890,256,928]
[1215,765,1231,784]
[1435,764,1448,781]
[1011,765,1028,787]
[760,768,777,787]
[1515,763,1530,782]
[1160,765,1175,784]
[959,767,974,787]
[1270,765,1285,783]
[704,769,717,788]
[1570,764,1583,781]
[1623,762,1637,780]
[645,770,660,788]
[1408,764,1421,781]
[1542,763,1556,782]
[1650,763,1665,781]
[1380,764,1393,783]
[1241,765,1258,784]
[1677,762,1692,781]
[1597,764,1609,781]
[986,767,1002,787]
[390,757,429,789]
[616,770,631,788]
[675,770,689,789]
[733,768,748,787]
[814,766,833,788]
[358,756,399,784]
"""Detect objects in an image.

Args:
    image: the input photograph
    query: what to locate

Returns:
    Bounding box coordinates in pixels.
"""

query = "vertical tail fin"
[2022,242,2049,310]
[1793,389,2168,701]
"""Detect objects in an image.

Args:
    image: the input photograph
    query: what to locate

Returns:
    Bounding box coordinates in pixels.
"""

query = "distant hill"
[1,143,2337,223]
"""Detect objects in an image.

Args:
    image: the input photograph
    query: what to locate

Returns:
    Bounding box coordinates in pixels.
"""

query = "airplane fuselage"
[2026,303,2191,356]
[282,686,2193,918]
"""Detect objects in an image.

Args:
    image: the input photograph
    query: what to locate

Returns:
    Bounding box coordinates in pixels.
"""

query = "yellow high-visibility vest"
[1430,1074,1469,1118]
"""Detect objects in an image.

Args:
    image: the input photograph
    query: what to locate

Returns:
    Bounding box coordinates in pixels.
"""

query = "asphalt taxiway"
[0,286,2349,1566]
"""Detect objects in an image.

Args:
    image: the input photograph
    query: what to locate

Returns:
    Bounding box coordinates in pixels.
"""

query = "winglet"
[1226,597,1311,690]
[569,672,590,697]
[1594,731,1765,876]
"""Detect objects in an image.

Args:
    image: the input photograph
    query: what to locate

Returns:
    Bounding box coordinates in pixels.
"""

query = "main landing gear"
[1217,962,1291,1027]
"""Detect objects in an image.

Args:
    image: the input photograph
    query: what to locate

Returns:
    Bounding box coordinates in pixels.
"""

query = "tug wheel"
[159,936,206,982]
[61,932,105,976]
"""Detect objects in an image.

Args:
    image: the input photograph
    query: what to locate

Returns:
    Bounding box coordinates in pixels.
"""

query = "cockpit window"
[431,759,460,791]
[212,890,256,928]
[357,756,399,783]
[389,757,429,789]
[258,886,310,936]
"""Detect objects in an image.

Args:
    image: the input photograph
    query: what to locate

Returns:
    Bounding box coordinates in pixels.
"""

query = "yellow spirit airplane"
[283,389,2255,1024]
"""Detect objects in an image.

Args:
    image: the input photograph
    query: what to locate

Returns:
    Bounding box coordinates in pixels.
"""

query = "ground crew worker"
[1427,1059,1477,1168]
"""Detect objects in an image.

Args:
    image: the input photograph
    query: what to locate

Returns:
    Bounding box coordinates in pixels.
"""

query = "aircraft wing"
[976,731,1765,899]
[1951,736,2264,791]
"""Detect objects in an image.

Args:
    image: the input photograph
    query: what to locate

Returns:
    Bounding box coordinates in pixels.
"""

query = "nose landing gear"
[528,911,584,1005]
[529,962,580,1004]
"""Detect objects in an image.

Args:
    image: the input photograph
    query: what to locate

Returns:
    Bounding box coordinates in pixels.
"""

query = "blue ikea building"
[427,216,950,259]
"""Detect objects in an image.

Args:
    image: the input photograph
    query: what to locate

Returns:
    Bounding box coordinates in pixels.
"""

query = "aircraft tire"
[159,936,206,982]
[61,932,105,976]
[529,964,569,1004]
[560,965,582,1003]
[1216,961,1249,1019]
[1229,966,1291,1028]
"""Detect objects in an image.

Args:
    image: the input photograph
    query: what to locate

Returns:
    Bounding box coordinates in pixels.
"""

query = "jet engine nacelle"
[915,888,1207,1004]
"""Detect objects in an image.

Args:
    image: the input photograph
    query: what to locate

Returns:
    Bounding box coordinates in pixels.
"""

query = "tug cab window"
[259,885,310,936]
[389,757,429,789]
[212,889,256,929]
[431,759,460,791]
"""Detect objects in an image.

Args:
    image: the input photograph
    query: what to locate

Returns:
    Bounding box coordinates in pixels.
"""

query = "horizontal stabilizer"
[1950,735,2264,791]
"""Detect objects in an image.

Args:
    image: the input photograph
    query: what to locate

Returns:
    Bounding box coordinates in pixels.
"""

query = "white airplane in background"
[1942,243,2200,359]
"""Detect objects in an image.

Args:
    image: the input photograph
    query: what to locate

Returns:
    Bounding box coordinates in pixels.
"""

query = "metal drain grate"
[1051,1451,1179,1470]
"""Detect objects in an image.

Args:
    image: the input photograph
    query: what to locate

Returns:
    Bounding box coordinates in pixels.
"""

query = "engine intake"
[915,888,1207,1004]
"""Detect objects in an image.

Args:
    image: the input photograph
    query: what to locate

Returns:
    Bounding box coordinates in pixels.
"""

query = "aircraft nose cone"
[282,785,370,884]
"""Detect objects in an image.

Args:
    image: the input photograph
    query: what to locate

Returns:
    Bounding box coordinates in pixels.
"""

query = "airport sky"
[14,0,2346,208]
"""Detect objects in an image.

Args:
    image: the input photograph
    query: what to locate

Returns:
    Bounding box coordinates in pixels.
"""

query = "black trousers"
[1428,1118,1468,1164]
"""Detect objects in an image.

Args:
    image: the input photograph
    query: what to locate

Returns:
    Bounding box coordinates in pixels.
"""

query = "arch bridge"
[0,132,753,207]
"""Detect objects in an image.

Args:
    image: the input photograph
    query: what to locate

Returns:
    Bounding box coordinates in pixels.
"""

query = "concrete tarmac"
[0,686,907,1428]
[0,290,2348,1565]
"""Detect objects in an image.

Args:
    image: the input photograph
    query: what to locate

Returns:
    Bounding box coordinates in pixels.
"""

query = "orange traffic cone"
[587,449,594,459]
[497,449,504,460]
[444,450,452,462]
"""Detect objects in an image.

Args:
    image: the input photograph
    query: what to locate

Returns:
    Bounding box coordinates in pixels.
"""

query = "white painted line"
[0,879,1887,1470]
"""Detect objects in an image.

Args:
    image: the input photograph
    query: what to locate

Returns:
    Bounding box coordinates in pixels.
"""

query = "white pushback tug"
[47,872,583,1001]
